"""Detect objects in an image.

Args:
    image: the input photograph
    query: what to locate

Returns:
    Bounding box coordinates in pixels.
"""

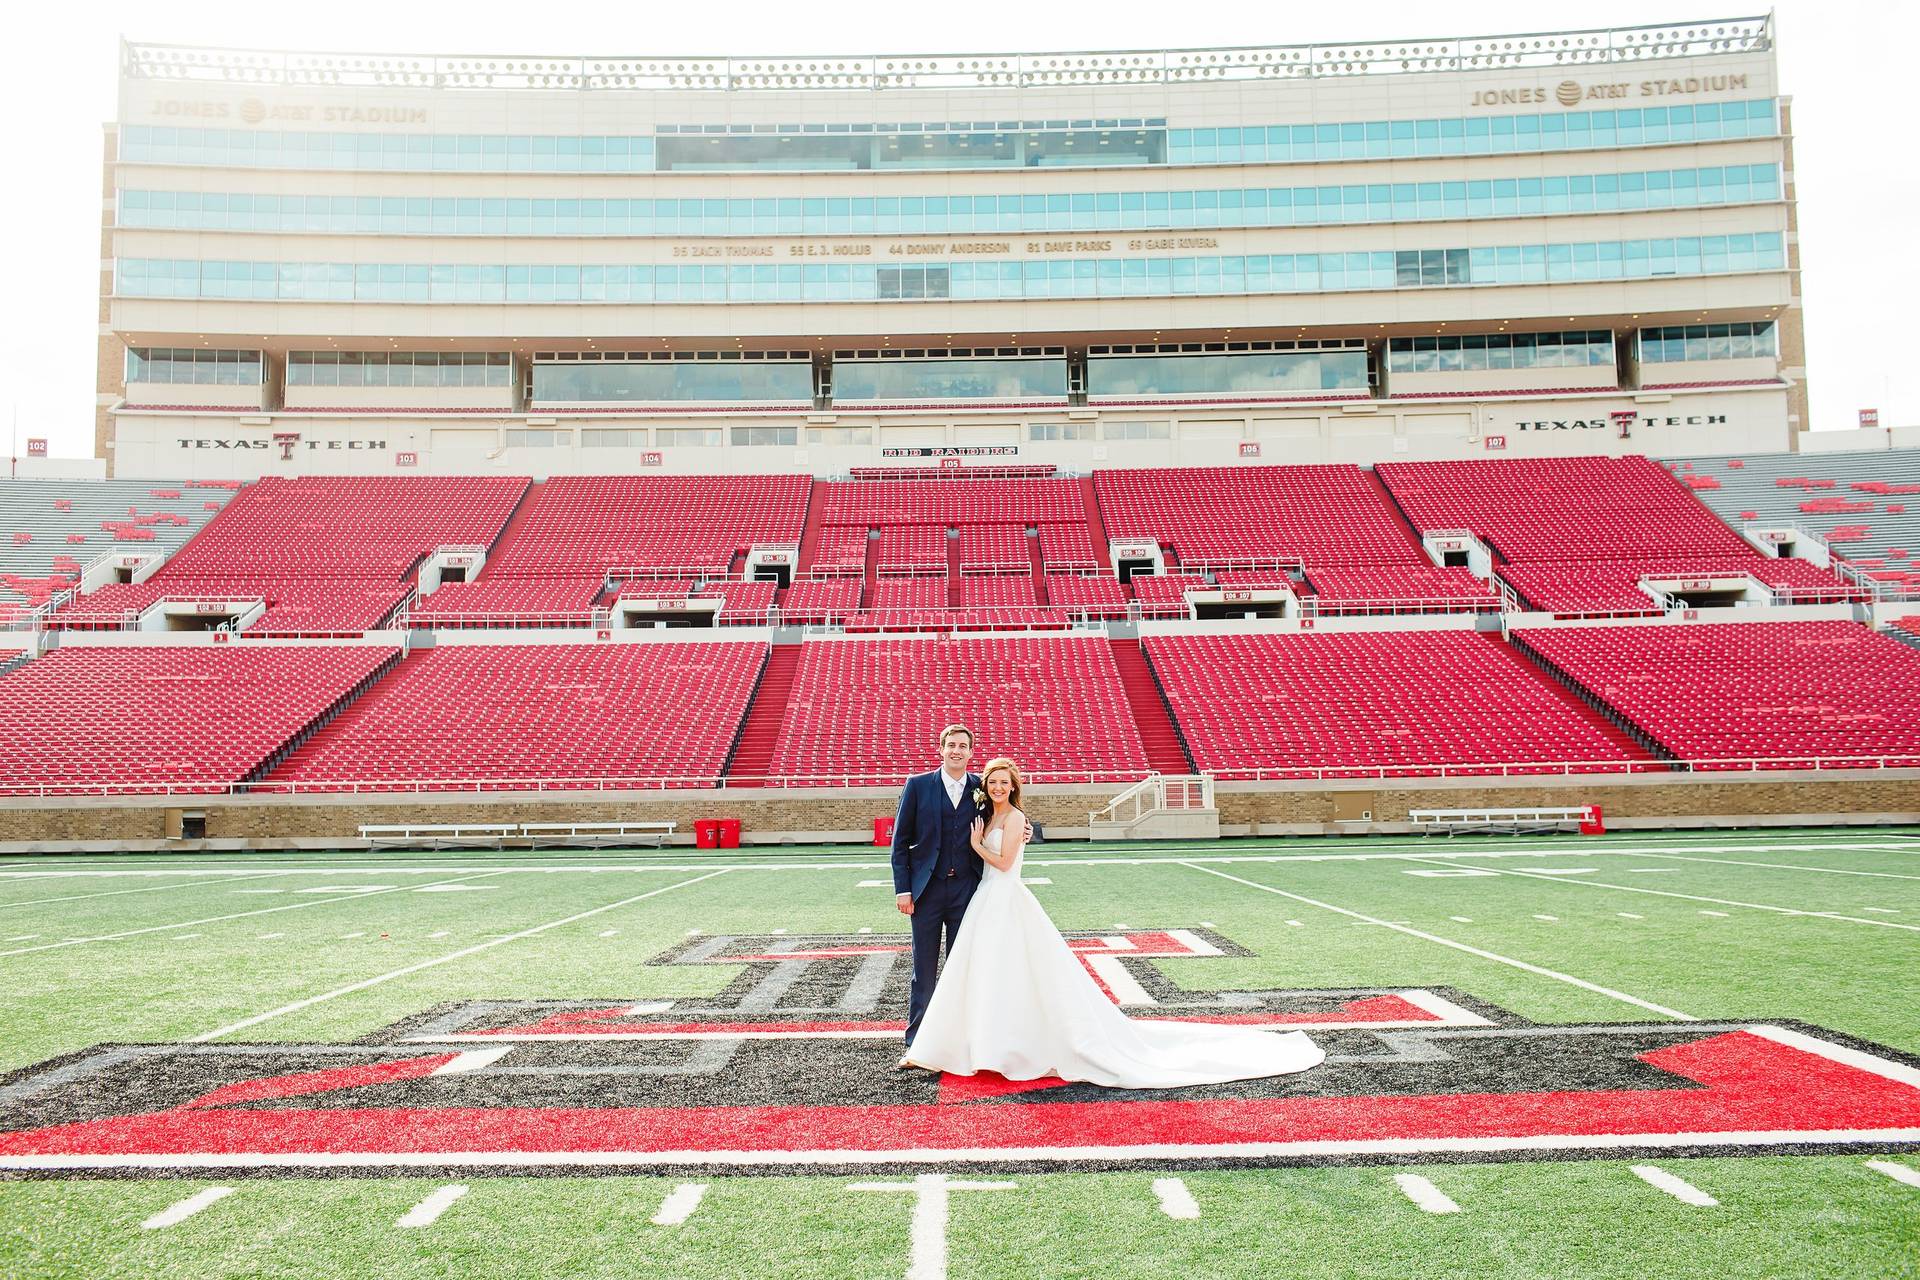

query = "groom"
[891,724,983,1052]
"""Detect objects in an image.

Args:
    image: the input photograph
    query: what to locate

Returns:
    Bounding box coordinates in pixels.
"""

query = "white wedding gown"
[903,810,1324,1087]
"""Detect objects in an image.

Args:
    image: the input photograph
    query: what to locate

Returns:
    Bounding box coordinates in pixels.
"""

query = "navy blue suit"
[890,768,982,1046]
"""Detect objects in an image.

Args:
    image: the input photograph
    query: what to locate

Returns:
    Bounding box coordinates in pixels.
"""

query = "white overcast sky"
[1,0,1913,458]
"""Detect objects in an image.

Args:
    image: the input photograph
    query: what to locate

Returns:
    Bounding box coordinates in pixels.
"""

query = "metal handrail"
[121,18,1771,92]
[6,751,1919,799]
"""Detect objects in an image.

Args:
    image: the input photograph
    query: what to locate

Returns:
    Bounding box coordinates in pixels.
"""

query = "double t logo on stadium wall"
[2,927,1917,1176]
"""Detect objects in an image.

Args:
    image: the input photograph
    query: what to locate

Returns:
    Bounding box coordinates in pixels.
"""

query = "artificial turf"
[1,827,1916,1278]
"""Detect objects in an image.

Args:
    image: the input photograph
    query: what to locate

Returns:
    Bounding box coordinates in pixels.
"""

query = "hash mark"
[1532,915,1559,922]
[142,1186,233,1230]
[651,1183,708,1225]
[1393,1173,1459,1214]
[1866,1160,1920,1190]
[1631,1164,1718,1207]
[1618,913,1645,920]
[398,1184,468,1228]
[1152,1177,1200,1219]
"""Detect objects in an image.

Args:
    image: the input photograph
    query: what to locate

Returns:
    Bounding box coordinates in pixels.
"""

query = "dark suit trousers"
[904,870,976,1047]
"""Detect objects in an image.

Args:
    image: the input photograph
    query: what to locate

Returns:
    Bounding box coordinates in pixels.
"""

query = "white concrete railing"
[2,753,1919,800]
[122,19,1771,92]
[1088,773,1215,831]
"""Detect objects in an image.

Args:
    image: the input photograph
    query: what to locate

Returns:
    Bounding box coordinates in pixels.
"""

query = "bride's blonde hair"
[980,756,1025,822]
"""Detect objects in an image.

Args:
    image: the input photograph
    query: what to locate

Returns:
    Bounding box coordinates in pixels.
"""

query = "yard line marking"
[1747,1025,1920,1090]
[19,839,1920,879]
[431,1047,512,1076]
[1393,1173,1460,1214]
[1618,913,1645,920]
[1864,907,1900,914]
[1450,917,1473,924]
[1152,1177,1201,1219]
[141,1186,233,1229]
[0,870,510,960]
[1613,851,1920,884]
[651,1183,708,1226]
[5,934,38,942]
[189,870,728,1042]
[1182,863,1695,1020]
[1632,1165,1718,1206]
[0,872,304,911]
[1866,1160,1920,1189]
[1401,858,1920,935]
[1699,911,1730,918]
[398,1184,467,1228]
[1532,915,1559,922]
[851,1173,1015,1280]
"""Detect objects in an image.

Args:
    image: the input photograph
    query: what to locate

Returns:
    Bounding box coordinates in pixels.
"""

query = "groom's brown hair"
[937,724,974,750]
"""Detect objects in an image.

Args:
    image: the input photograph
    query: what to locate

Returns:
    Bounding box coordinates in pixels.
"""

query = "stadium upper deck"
[99,16,1802,479]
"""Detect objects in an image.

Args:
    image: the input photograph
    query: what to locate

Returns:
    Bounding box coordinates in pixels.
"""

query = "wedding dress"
[902,809,1324,1087]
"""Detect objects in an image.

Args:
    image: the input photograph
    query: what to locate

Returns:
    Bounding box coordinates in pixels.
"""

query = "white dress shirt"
[940,769,967,808]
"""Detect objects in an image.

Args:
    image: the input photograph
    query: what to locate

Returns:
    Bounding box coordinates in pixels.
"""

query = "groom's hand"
[896,892,914,916]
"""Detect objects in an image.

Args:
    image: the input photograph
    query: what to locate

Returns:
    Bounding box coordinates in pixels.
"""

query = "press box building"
[98,16,1802,479]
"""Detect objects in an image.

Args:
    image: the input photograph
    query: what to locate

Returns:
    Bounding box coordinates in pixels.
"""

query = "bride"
[900,756,1324,1087]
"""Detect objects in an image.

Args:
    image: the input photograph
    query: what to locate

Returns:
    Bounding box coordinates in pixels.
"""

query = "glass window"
[1028,422,1091,441]
[504,428,561,447]
[657,427,723,446]
[730,426,798,446]
[1087,351,1367,395]
[832,358,1066,401]
[1103,420,1172,440]
[531,361,812,402]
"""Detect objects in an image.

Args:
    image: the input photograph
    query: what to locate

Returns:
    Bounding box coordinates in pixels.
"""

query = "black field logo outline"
[2,927,1918,1179]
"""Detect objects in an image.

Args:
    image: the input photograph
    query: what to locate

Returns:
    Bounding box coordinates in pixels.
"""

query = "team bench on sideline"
[358,821,677,849]
[1408,806,1597,836]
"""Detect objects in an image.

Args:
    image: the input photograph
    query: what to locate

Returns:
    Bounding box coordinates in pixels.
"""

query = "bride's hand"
[970,816,986,853]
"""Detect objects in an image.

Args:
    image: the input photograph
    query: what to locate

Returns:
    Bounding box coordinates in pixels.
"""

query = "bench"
[516,821,676,848]
[358,821,678,850]
[358,823,520,849]
[1409,806,1597,836]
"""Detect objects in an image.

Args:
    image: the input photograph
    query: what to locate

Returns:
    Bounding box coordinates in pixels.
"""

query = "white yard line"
[1866,1160,1920,1189]
[189,870,729,1042]
[18,839,1920,880]
[1612,850,1920,884]
[0,870,511,960]
[1631,1164,1719,1206]
[1182,863,1696,1020]
[1393,1173,1460,1214]
[850,1174,1015,1280]
[651,1183,708,1226]
[141,1186,233,1229]
[1152,1177,1201,1219]
[0,871,307,911]
[397,1185,468,1228]
[1400,858,1920,934]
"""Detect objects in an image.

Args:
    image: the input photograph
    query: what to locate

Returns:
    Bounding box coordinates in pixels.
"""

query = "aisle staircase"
[1108,638,1195,774]
[725,644,802,784]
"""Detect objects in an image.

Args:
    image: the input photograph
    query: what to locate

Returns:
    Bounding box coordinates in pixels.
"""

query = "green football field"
[1,827,1917,1279]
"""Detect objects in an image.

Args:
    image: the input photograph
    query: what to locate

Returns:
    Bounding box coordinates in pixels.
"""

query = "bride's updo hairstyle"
[980,756,1025,821]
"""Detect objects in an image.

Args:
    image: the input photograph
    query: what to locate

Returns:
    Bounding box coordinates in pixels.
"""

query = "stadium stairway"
[1109,638,1196,774]
[1365,466,1437,558]
[947,534,964,608]
[860,533,879,610]
[1503,631,1677,761]
[791,479,825,577]
[487,480,544,562]
[1029,534,1051,605]
[1079,477,1114,570]
[725,644,802,784]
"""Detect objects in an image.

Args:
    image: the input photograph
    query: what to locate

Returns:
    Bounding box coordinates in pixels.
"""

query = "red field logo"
[3,928,1917,1177]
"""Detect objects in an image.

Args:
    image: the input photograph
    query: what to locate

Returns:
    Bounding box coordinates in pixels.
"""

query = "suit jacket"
[890,768,983,901]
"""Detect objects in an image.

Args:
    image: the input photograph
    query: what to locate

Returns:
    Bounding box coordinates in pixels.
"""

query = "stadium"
[1,13,1917,1280]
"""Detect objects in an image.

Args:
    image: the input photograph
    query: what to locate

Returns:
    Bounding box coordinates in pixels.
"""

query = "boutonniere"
[971,787,986,808]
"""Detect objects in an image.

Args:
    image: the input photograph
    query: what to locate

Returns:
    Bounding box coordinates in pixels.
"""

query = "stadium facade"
[99,17,1800,480]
